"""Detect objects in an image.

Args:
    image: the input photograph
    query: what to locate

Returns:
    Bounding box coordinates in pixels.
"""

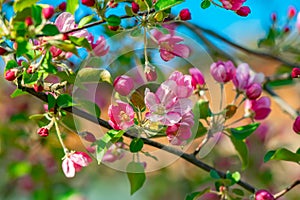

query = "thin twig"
[274,180,300,199]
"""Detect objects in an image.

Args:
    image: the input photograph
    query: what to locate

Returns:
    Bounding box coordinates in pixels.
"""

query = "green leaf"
[77,100,101,118]
[201,0,211,9]
[76,68,111,84]
[10,89,28,98]
[195,121,207,138]
[130,28,143,37]
[32,5,42,26]
[210,169,221,179]
[41,24,60,36]
[155,0,184,11]
[130,138,144,153]
[126,162,146,195]
[125,5,134,16]
[47,93,56,110]
[226,171,241,185]
[107,15,121,26]
[5,60,18,71]
[230,136,249,169]
[66,0,79,15]
[78,14,95,28]
[56,71,76,84]
[264,148,300,164]
[14,0,38,12]
[197,100,211,119]
[49,40,78,56]
[16,37,32,56]
[232,188,244,197]
[230,123,260,140]
[8,161,32,178]
[57,94,74,108]
[185,188,210,200]
[41,51,57,74]
[22,71,39,84]
[68,36,92,50]
[29,114,45,120]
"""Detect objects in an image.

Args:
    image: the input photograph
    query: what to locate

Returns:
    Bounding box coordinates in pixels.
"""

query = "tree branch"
[18,85,256,193]
[274,180,300,199]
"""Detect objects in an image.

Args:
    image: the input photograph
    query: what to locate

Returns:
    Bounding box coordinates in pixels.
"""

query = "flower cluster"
[62,151,92,178]
[219,0,251,16]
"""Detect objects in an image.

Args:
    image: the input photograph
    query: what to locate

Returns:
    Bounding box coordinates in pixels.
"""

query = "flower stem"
[53,117,68,154]
[143,27,149,65]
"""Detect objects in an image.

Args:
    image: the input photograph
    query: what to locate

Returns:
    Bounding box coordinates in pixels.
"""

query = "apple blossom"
[210,60,236,83]
[189,68,205,89]
[42,6,55,19]
[91,36,109,57]
[245,96,271,120]
[152,29,190,62]
[255,190,274,200]
[179,9,191,20]
[108,100,135,130]
[220,0,245,11]
[246,83,262,100]
[102,143,125,162]
[62,151,92,178]
[293,116,300,134]
[37,127,49,137]
[5,69,18,81]
[291,67,300,78]
[113,75,134,96]
[168,71,193,98]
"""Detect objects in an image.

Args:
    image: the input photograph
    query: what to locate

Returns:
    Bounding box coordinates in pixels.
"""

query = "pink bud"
[246,83,262,100]
[0,47,7,55]
[50,46,62,58]
[236,6,251,17]
[293,116,300,134]
[255,190,274,200]
[33,84,43,92]
[58,2,66,11]
[288,6,296,19]
[145,65,157,81]
[179,8,191,20]
[25,17,33,26]
[291,67,300,78]
[113,75,134,96]
[131,2,139,14]
[82,0,95,7]
[37,127,49,137]
[283,26,290,33]
[27,66,35,74]
[271,13,277,22]
[108,25,119,31]
[62,33,69,40]
[5,69,18,81]
[189,67,205,89]
[210,60,236,83]
[42,6,55,20]
[79,131,96,143]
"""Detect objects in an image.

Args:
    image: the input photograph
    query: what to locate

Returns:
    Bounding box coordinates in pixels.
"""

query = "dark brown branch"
[18,85,256,193]
[274,180,300,199]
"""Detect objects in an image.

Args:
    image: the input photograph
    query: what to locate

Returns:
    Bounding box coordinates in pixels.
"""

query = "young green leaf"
[47,93,56,110]
[185,188,210,200]
[130,138,144,153]
[201,0,211,9]
[155,0,184,11]
[41,51,58,74]
[14,0,38,12]
[10,89,28,98]
[78,15,95,28]
[31,5,42,26]
[197,100,211,119]
[66,0,79,15]
[41,24,60,36]
[5,60,19,71]
[264,148,300,163]
[68,36,92,50]
[57,94,74,108]
[125,5,134,16]
[210,169,221,179]
[126,162,146,195]
[230,123,260,140]
[230,136,249,169]
[76,68,112,84]
[107,15,121,26]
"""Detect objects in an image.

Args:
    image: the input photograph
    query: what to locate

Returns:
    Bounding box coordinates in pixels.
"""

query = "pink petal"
[62,158,76,178]
[172,44,190,58]
[254,108,271,120]
[165,111,181,125]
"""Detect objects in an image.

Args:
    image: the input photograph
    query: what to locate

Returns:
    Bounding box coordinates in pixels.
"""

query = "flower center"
[155,104,166,115]
[160,41,173,52]
[119,111,130,122]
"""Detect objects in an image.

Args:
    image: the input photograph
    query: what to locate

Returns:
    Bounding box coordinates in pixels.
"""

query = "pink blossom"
[293,116,300,134]
[145,80,192,126]
[246,83,262,100]
[255,190,274,200]
[108,100,135,130]
[232,63,264,92]
[245,96,271,120]
[62,151,92,178]
[220,0,245,11]
[166,111,194,145]
[113,75,134,96]
[189,68,205,89]
[102,143,125,162]
[236,6,251,17]
[168,71,193,98]
[210,60,236,83]
[91,36,109,56]
[152,30,190,62]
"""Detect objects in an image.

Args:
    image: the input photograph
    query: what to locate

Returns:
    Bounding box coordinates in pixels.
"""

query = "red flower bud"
[246,83,262,100]
[25,17,33,26]
[131,2,139,14]
[79,131,97,143]
[27,66,35,74]
[283,26,290,33]
[82,0,95,7]
[236,6,251,17]
[58,2,67,11]
[255,190,274,200]
[291,67,300,78]
[42,6,55,20]
[5,69,18,81]
[293,116,300,134]
[33,84,44,92]
[108,25,119,31]
[62,33,69,40]
[288,6,296,19]
[145,66,157,81]
[37,127,49,137]
[271,13,277,22]
[0,47,7,55]
[179,8,191,20]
